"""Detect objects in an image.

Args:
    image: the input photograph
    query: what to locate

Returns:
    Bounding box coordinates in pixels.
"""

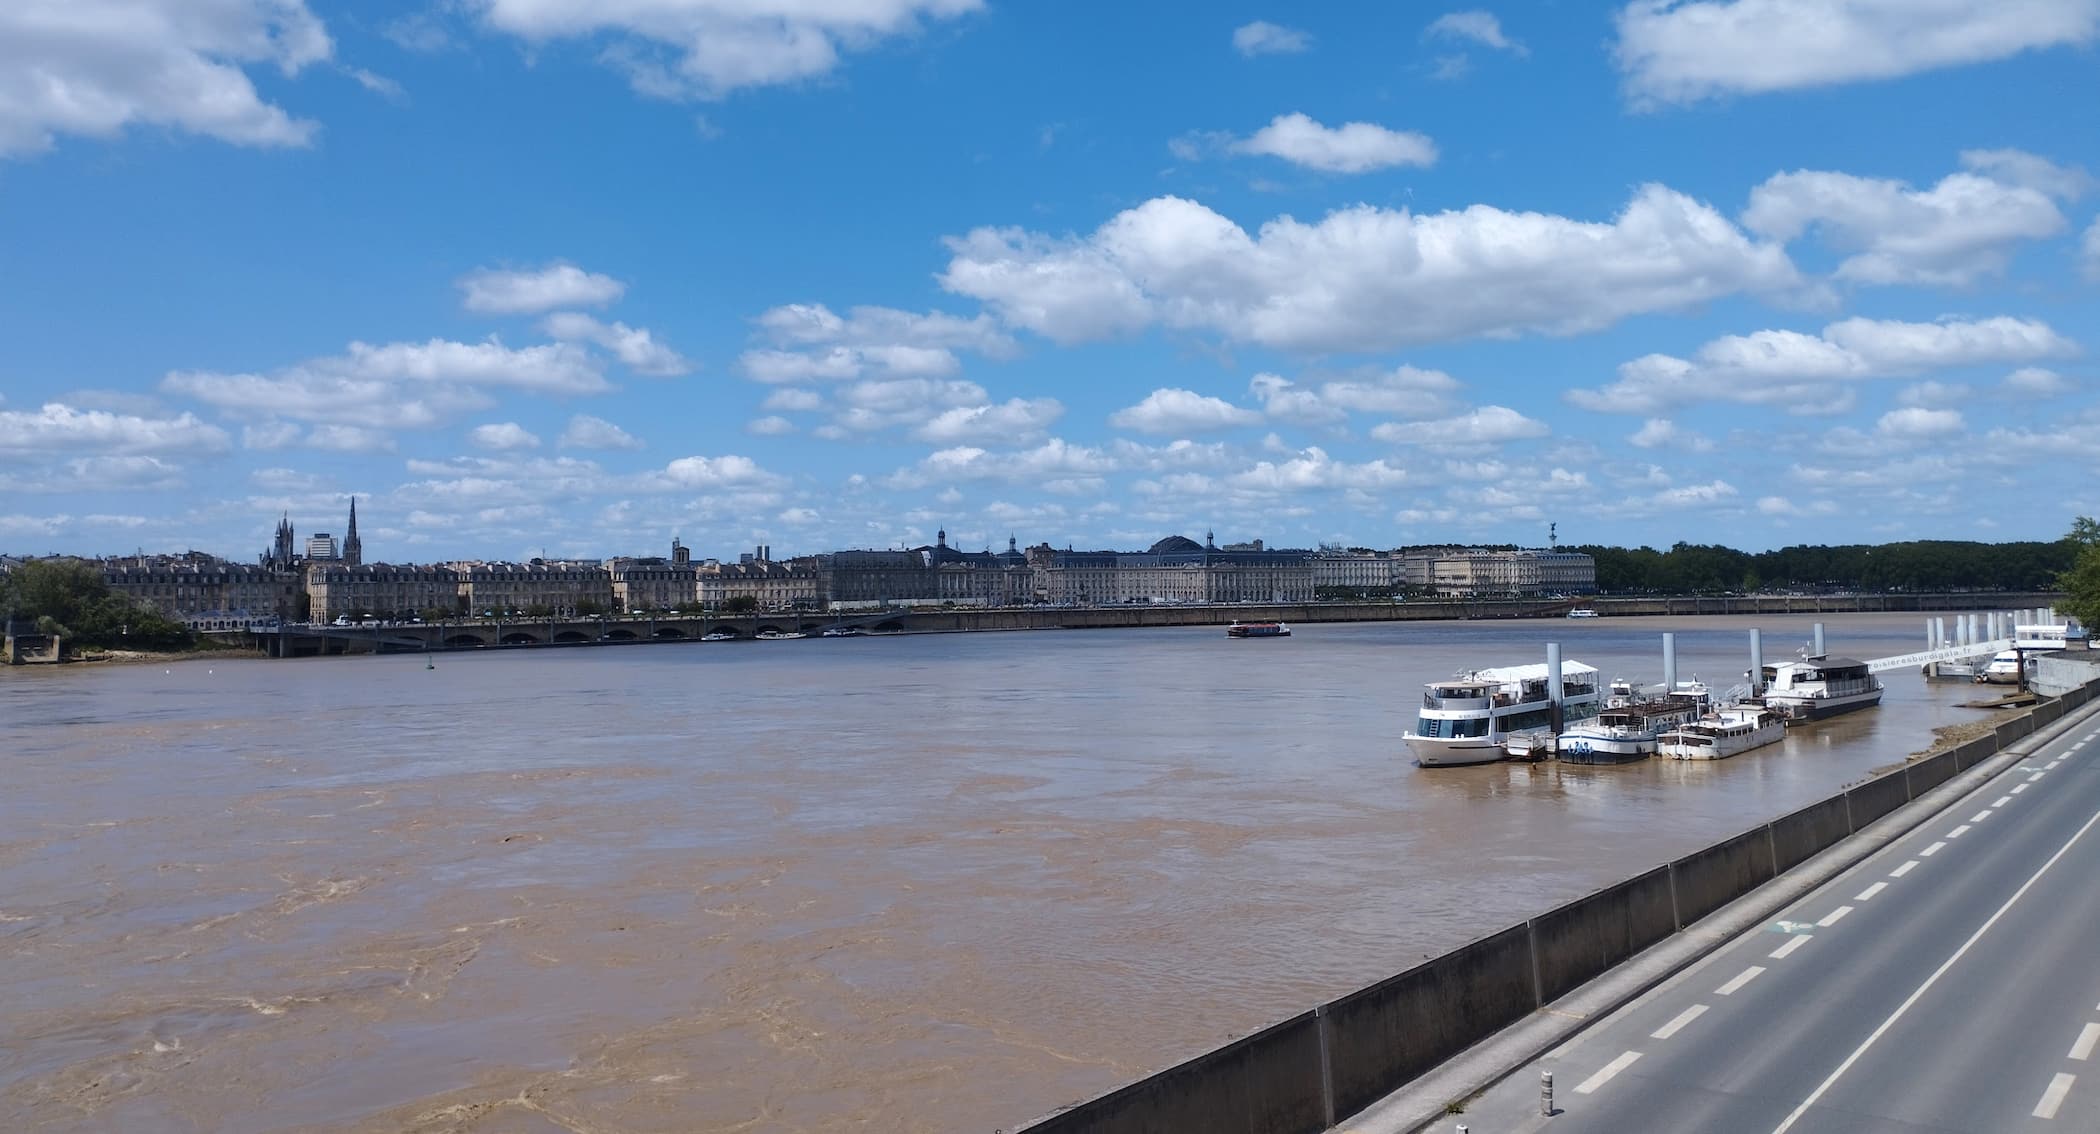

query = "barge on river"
[1405,660,1601,767]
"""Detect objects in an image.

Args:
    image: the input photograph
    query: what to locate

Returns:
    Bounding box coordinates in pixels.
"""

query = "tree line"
[0,559,194,650]
[1566,538,2079,596]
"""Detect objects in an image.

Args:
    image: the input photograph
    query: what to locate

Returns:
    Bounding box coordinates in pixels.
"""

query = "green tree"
[2061,517,2100,631]
[722,595,759,613]
[0,558,192,650]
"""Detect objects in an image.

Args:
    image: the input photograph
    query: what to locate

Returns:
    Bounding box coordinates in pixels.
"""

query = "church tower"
[269,512,296,568]
[343,497,363,566]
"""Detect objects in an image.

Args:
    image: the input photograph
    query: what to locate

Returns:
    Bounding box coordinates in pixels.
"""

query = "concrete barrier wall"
[1996,716,2035,747]
[1771,796,1852,874]
[1019,1010,1328,1134]
[2034,701,2063,727]
[1907,749,1958,795]
[1670,826,1776,928]
[1954,736,1997,772]
[1530,866,1675,1005]
[1322,924,1535,1119]
[1846,771,1911,828]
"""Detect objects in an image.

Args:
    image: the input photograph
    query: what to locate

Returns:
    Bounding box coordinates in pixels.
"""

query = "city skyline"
[2,2,2098,561]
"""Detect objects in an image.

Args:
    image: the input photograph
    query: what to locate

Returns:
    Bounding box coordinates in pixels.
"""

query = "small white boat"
[1565,608,1600,619]
[820,626,864,638]
[1660,705,1786,760]
[755,630,808,641]
[701,631,737,642]
[1226,620,1292,638]
[1977,650,2023,684]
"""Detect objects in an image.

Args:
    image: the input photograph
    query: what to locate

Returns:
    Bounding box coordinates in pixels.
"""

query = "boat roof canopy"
[1471,660,1599,683]
[1774,655,1866,669]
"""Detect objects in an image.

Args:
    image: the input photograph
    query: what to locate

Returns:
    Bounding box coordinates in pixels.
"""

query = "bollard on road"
[1542,1068,1555,1116]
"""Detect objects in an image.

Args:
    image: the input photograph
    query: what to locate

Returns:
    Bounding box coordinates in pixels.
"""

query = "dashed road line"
[2013,783,2032,795]
[1890,860,1919,877]
[2034,1072,2075,1120]
[1651,1004,1708,1040]
[2031,773,2048,782]
[1854,882,1887,902]
[1920,841,1946,857]
[1716,966,1766,996]
[1769,934,1813,960]
[1817,906,1853,927]
[1971,811,1993,823]
[1575,1050,1642,1095]
[1947,825,1972,840]
[2072,1023,2100,1062]
[2047,760,2063,770]
[1992,795,2013,807]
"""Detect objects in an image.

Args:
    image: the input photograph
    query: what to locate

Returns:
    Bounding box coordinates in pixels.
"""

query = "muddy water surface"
[1,613,1996,1132]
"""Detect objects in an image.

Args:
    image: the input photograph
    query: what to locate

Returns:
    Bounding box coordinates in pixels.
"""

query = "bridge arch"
[500,631,543,645]
[652,626,689,639]
[871,619,906,632]
[553,630,592,644]
[703,625,743,639]
[604,629,638,641]
[445,633,486,648]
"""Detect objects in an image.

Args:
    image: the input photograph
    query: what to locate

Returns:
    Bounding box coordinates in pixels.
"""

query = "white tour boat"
[1759,655,1883,721]
[1978,650,2023,685]
[1405,660,1601,767]
[1659,705,1786,760]
[1554,682,1712,765]
[1566,608,1600,619]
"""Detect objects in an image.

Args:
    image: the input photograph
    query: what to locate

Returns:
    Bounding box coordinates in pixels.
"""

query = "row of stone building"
[81,537,1595,625]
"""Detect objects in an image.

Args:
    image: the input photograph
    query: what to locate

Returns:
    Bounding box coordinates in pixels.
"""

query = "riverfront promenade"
[1385,702,2100,1133]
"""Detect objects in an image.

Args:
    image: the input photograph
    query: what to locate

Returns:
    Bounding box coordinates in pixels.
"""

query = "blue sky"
[2,0,2097,563]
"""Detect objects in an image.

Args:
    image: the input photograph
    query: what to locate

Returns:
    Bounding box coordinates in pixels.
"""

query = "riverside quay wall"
[242,591,2062,657]
[1011,677,2100,1134]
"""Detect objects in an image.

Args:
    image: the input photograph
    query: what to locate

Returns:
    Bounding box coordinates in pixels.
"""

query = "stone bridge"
[242,592,2063,658]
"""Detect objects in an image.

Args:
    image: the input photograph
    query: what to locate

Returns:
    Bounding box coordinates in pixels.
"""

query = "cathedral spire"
[343,497,363,566]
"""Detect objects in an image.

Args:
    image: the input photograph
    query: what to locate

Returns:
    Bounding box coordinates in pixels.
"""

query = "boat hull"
[1764,688,1882,721]
[1405,735,1507,767]
[1554,733,1654,765]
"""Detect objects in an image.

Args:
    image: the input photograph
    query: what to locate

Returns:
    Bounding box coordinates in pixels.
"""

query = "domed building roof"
[1148,535,1205,555]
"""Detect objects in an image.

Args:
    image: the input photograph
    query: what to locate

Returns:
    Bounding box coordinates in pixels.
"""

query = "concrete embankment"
[1012,677,2100,1134]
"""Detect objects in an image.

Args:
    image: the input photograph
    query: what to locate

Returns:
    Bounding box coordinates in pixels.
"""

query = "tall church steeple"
[343,497,363,566]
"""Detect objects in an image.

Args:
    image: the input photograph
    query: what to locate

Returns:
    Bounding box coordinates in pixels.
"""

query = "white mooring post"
[1813,622,1826,656]
[1750,628,1764,693]
[1663,632,1678,693]
[1547,642,1564,732]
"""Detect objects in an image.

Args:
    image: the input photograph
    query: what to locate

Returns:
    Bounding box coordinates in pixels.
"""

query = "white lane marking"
[1716,965,1766,995]
[1948,825,1972,839]
[1920,841,1946,857]
[1769,806,2100,1134]
[1770,934,1814,959]
[1971,811,1993,823]
[1651,1004,1709,1040]
[1854,883,1887,902]
[1818,906,1854,927]
[2013,783,2032,795]
[2034,1072,2075,1119]
[2032,773,2048,782]
[1993,796,2013,808]
[2072,1023,2100,1062]
[2047,760,2062,770]
[1575,1050,1642,1095]
[1890,860,1920,877]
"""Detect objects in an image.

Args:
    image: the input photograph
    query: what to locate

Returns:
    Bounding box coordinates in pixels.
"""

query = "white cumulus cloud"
[1743,153,2077,286]
[469,422,542,451]
[1566,315,2079,414]
[2084,216,2100,281]
[558,414,645,451]
[941,185,1798,352]
[1875,406,1964,438]
[913,398,1065,444]
[1371,405,1549,446]
[0,403,231,457]
[1425,11,1527,54]
[1229,113,1437,174]
[542,312,692,376]
[458,262,625,314]
[2002,367,2072,397]
[0,0,331,158]
[473,0,983,100]
[1233,20,1311,56]
[1614,0,2100,106]
[1628,418,1713,451]
[740,302,1013,383]
[1109,388,1263,434]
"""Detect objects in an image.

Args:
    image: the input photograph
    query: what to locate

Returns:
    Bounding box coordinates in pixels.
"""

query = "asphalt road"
[1433,714,2100,1134]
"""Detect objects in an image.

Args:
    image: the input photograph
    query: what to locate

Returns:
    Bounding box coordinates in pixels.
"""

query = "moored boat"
[1405,660,1601,767]
[1978,650,2022,684]
[1554,683,1711,765]
[1566,608,1600,619]
[1659,705,1786,760]
[1226,621,1291,638]
[755,629,808,641]
[1759,655,1882,721]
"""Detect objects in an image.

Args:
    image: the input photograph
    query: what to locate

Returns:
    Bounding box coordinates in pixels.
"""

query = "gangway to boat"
[1864,638,2012,674]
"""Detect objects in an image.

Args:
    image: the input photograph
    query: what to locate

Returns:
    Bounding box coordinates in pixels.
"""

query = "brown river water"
[1,613,2001,1132]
